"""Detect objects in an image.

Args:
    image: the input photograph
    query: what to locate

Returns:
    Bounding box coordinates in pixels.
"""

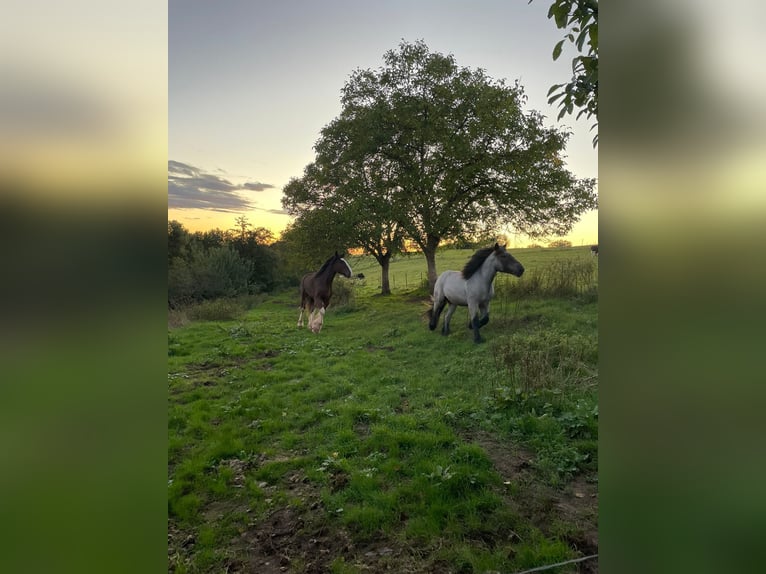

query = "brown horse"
[298,252,352,333]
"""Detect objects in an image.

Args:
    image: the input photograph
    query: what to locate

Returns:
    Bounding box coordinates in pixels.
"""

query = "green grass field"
[168,246,598,573]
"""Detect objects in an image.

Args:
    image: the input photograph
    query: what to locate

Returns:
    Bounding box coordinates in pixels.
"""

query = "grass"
[168,245,598,573]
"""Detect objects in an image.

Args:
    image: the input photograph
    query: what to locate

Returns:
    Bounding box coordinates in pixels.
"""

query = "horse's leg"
[300,298,314,328]
[308,308,319,333]
[429,297,447,331]
[315,306,326,333]
[468,300,484,343]
[478,301,490,327]
[442,303,458,336]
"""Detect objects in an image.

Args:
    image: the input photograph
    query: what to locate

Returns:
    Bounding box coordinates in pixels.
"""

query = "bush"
[168,244,254,307]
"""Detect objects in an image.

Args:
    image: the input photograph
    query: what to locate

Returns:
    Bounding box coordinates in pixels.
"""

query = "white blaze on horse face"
[340,258,352,277]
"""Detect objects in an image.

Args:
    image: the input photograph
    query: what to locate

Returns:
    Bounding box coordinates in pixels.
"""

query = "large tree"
[285,40,596,291]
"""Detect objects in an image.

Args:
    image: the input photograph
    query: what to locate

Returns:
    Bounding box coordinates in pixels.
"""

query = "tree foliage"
[167,220,280,307]
[284,40,596,291]
[277,208,351,271]
[539,0,598,146]
[283,121,405,294]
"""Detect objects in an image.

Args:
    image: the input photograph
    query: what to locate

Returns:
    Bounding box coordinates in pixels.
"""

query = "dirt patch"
[171,463,447,574]
[250,349,280,371]
[233,505,441,574]
[464,430,598,571]
[168,377,219,398]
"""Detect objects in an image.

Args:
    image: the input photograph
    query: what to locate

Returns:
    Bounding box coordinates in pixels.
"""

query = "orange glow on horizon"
[167,208,598,247]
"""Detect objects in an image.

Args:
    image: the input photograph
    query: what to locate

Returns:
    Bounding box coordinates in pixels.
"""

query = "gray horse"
[428,243,524,343]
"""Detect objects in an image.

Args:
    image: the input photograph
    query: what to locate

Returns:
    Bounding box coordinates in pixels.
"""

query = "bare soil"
[464,430,598,573]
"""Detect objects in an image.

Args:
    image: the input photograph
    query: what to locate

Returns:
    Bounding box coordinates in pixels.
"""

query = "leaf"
[552,39,565,61]
[548,92,565,105]
[576,26,589,52]
[548,2,569,29]
[589,23,598,51]
[547,83,564,96]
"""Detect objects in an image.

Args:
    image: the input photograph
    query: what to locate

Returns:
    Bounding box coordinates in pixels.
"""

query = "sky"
[169,0,598,246]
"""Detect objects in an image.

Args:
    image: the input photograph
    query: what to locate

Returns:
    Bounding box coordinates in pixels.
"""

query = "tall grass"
[491,329,597,394]
[175,293,268,324]
[496,257,597,299]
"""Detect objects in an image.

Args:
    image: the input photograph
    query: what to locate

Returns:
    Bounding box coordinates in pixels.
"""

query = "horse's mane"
[316,253,338,275]
[462,247,494,279]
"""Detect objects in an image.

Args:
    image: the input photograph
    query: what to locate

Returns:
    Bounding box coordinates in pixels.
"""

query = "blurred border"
[1,2,167,573]
[601,1,765,572]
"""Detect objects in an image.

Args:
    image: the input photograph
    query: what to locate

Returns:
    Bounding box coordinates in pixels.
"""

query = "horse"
[428,243,524,343]
[590,245,599,257]
[298,252,352,333]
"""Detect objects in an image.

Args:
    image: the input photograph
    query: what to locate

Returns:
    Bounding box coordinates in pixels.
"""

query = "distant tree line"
[168,219,286,308]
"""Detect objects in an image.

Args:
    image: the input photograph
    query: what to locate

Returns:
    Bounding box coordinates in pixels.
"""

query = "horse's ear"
[335,251,339,257]
[493,242,500,250]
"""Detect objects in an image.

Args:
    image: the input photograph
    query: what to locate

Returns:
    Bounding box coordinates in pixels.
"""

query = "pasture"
[168,246,598,573]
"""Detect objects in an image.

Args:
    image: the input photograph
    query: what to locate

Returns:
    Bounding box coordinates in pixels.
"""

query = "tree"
[547,238,572,248]
[537,0,598,146]
[293,40,596,292]
[283,159,405,295]
[168,220,190,264]
[233,214,252,240]
[278,207,349,273]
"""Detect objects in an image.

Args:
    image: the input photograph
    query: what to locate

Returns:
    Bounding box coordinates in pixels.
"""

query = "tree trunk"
[378,252,392,295]
[423,235,441,294]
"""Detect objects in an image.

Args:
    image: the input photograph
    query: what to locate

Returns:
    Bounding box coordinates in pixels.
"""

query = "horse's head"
[493,243,524,277]
[333,251,353,278]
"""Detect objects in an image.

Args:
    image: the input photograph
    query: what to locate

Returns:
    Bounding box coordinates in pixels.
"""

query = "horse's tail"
[429,280,446,331]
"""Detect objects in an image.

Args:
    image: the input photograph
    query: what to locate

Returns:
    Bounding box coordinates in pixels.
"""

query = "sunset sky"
[169,0,598,246]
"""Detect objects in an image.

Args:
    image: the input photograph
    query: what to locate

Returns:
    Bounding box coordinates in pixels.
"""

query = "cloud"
[168,161,274,212]
[243,182,275,192]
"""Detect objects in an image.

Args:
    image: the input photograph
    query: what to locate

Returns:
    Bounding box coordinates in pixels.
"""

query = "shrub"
[186,299,245,321]
[168,244,254,307]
